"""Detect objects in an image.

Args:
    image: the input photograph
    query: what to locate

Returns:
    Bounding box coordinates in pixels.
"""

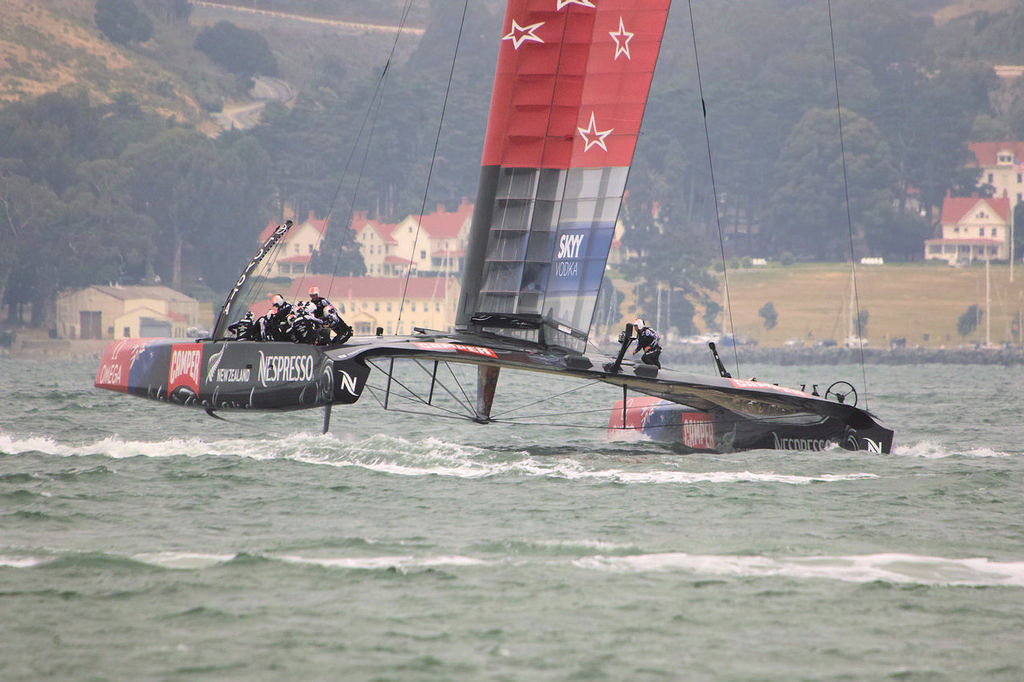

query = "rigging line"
[485,417,611,431]
[685,0,739,378]
[318,0,415,290]
[397,0,471,332]
[362,384,476,420]
[361,369,476,419]
[489,405,618,421]
[826,0,870,408]
[489,379,610,420]
[364,356,478,417]
[411,356,478,410]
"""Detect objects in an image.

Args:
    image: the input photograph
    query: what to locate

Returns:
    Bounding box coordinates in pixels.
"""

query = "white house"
[925,195,1011,264]
[968,140,1024,206]
[257,211,329,277]
[353,200,472,278]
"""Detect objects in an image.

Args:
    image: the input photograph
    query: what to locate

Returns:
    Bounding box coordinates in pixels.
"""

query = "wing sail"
[457,0,672,352]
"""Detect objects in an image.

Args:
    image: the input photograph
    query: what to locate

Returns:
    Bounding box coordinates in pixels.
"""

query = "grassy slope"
[0,0,205,122]
[704,263,1024,348]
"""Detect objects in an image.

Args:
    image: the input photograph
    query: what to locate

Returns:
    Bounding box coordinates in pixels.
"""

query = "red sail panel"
[482,0,671,169]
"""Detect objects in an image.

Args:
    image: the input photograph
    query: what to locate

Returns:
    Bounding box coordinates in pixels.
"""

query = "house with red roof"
[353,199,472,278]
[258,211,329,278]
[925,194,1011,264]
[968,141,1024,206]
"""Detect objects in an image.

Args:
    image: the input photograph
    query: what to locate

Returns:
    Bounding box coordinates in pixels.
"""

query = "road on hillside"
[191,1,424,36]
[213,76,295,131]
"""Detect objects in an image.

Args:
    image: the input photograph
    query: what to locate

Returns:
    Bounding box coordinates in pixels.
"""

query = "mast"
[986,255,991,347]
[457,0,673,353]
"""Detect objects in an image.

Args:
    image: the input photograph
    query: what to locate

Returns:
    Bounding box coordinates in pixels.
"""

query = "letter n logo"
[339,370,359,395]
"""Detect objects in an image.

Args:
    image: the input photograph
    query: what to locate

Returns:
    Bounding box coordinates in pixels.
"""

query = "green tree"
[768,107,896,260]
[759,302,778,330]
[0,174,64,326]
[856,309,869,338]
[95,0,153,45]
[1014,202,1024,264]
[957,304,983,339]
[702,301,721,334]
[195,22,278,80]
[120,130,274,291]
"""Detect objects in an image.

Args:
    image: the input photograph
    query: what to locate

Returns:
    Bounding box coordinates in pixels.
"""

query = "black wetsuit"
[634,325,662,368]
[309,296,353,344]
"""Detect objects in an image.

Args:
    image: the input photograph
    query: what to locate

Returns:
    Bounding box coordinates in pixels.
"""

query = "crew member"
[308,286,353,344]
[632,318,662,369]
[227,311,257,340]
[257,294,292,341]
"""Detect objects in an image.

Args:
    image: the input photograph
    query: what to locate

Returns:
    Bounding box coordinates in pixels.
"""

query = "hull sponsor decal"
[681,414,716,450]
[414,342,498,359]
[338,369,359,396]
[95,338,159,391]
[771,432,838,452]
[169,343,203,394]
[205,346,252,385]
[258,351,315,386]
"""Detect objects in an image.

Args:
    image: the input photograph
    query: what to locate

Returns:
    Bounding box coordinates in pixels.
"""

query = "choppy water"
[2,356,1024,681]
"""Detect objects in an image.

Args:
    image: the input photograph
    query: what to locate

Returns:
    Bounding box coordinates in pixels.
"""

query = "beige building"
[258,212,329,277]
[353,200,472,278]
[925,195,1011,264]
[251,275,460,336]
[56,286,204,340]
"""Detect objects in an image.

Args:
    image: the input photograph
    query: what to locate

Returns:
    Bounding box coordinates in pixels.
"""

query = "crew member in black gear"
[228,311,258,340]
[632,318,662,369]
[308,286,353,344]
[257,294,292,341]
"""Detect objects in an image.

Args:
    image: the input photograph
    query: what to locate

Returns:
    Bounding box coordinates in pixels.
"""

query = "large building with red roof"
[261,200,473,280]
[968,141,1024,205]
[352,199,472,278]
[925,194,1011,264]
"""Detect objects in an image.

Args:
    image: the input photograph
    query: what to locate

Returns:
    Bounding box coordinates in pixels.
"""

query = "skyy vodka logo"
[554,232,586,278]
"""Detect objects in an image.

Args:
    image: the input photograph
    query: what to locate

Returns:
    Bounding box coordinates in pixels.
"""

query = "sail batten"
[458,0,670,350]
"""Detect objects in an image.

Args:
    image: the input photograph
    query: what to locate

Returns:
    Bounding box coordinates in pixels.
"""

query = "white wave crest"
[274,554,487,570]
[894,441,1013,459]
[0,555,51,568]
[574,552,1024,587]
[132,552,238,569]
[545,466,878,485]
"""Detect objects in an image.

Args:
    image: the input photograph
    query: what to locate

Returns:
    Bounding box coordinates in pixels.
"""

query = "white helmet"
[633,318,644,328]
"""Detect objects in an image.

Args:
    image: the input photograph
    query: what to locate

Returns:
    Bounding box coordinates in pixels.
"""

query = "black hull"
[95,338,369,411]
[608,397,893,454]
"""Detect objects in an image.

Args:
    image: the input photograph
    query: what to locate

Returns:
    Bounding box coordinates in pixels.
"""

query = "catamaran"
[95,0,893,454]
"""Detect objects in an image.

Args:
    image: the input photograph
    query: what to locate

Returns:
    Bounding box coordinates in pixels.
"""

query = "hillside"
[0,0,424,133]
[0,0,204,124]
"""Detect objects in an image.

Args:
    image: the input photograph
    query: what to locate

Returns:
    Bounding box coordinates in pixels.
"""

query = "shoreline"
[663,344,1024,366]
[3,338,1023,366]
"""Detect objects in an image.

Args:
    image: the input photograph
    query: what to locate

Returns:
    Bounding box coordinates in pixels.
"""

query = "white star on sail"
[502,20,545,50]
[609,17,634,61]
[578,112,613,152]
[556,0,596,9]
